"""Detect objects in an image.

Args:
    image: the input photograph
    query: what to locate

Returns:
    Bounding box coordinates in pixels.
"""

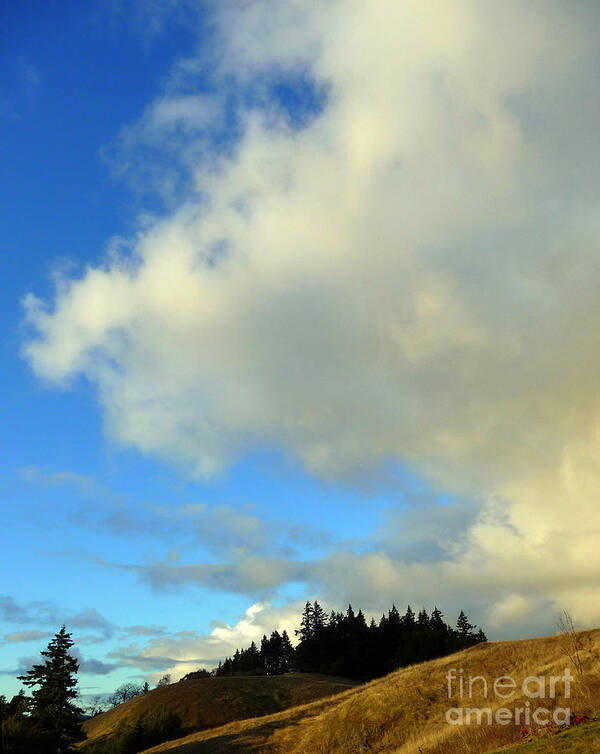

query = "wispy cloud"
[63,486,332,559]
[20,466,92,488]
[98,553,308,597]
[0,596,60,626]
[121,624,168,637]
[0,595,114,641]
[3,630,51,644]
[19,466,110,499]
[106,645,197,673]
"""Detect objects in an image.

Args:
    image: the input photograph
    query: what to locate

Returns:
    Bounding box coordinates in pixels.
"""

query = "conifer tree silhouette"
[18,626,83,753]
[215,600,486,681]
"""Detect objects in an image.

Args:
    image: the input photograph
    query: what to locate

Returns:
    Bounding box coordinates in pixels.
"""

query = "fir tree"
[312,601,327,635]
[456,610,474,637]
[388,605,400,626]
[355,609,367,630]
[263,631,283,675]
[18,626,84,753]
[280,630,295,672]
[402,605,416,628]
[430,607,446,631]
[295,602,314,642]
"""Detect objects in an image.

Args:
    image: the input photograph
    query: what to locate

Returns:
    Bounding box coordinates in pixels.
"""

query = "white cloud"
[108,601,302,681]
[23,1,600,634]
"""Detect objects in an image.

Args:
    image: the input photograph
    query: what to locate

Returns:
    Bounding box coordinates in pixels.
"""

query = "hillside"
[491,719,600,753]
[81,673,358,747]
[140,629,600,753]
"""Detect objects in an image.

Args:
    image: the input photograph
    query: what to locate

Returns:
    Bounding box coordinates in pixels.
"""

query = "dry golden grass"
[140,629,600,753]
[81,673,357,746]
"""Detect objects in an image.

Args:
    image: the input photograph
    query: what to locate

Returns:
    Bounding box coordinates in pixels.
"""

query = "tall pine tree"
[18,626,83,753]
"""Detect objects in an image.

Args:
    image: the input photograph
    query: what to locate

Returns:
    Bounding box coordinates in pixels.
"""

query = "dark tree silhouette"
[295,601,314,642]
[280,631,295,672]
[108,682,145,708]
[17,626,84,753]
[312,601,327,635]
[215,600,486,682]
[456,610,474,636]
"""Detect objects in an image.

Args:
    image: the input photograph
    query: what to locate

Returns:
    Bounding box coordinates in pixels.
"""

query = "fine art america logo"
[445,668,573,726]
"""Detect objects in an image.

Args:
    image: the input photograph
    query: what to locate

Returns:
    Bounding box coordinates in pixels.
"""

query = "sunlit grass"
[80,673,357,750]
[141,629,600,753]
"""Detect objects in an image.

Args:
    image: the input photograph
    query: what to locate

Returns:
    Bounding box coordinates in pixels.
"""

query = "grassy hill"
[137,629,600,753]
[81,673,358,748]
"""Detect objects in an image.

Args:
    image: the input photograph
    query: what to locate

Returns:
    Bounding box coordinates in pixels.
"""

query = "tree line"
[214,602,486,681]
[0,603,486,751]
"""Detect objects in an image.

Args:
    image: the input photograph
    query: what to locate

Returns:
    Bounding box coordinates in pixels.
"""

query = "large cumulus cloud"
[23,1,600,633]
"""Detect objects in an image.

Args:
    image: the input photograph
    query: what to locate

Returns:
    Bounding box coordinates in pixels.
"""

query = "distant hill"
[139,629,600,753]
[80,673,358,748]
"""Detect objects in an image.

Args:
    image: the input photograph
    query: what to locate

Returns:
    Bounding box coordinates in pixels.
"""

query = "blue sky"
[0,2,444,696]
[3,0,600,700]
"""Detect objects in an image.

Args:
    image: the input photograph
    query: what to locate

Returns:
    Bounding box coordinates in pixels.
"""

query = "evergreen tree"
[127,716,146,752]
[217,598,486,683]
[295,602,314,642]
[355,609,367,630]
[242,641,261,673]
[17,626,84,753]
[259,634,269,672]
[456,610,474,637]
[280,630,295,672]
[263,631,284,675]
[430,607,446,635]
[387,605,400,627]
[312,602,327,635]
[402,605,416,628]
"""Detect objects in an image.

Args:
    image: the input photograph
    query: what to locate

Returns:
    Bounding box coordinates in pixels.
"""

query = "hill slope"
[491,719,600,754]
[141,629,600,753]
[82,673,358,747]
